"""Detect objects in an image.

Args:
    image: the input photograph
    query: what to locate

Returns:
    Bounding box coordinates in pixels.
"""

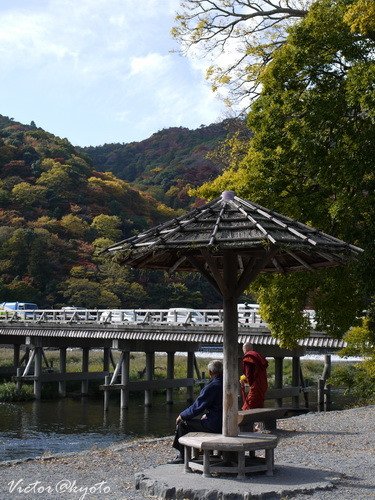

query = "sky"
[0,0,227,146]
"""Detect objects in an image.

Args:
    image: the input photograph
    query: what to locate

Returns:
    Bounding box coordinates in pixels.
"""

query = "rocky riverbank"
[0,406,374,499]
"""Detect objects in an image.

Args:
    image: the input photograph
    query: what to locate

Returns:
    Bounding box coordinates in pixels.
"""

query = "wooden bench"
[178,432,278,478]
[238,407,291,431]
[238,386,310,431]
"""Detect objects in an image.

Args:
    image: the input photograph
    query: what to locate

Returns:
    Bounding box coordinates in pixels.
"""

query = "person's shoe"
[167,455,184,464]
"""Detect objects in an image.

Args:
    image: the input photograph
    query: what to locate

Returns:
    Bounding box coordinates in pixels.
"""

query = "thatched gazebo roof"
[106,191,362,437]
[107,191,362,276]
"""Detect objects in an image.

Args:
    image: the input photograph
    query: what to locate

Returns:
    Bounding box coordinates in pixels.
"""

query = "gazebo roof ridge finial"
[221,190,235,202]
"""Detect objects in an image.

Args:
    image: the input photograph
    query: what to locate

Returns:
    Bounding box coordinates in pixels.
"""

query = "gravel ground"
[0,406,373,500]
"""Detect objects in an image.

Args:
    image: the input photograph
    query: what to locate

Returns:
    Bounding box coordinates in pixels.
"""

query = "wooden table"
[178,432,278,478]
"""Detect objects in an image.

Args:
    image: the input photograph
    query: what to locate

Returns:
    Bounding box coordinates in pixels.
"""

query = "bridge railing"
[0,307,268,326]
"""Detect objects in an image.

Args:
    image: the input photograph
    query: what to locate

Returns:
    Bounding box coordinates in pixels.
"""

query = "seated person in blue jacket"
[169,359,223,464]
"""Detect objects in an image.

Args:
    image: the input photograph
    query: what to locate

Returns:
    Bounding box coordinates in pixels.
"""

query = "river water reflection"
[0,394,189,462]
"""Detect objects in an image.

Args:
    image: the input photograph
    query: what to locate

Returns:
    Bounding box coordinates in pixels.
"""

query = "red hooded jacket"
[241,350,268,410]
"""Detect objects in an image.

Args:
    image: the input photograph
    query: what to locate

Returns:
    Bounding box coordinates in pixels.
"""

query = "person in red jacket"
[240,341,268,410]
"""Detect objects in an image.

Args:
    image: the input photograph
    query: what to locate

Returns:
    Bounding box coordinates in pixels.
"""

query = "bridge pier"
[59,347,67,397]
[34,346,42,400]
[292,356,300,408]
[13,344,20,368]
[145,351,155,407]
[274,357,283,408]
[187,352,194,402]
[81,347,90,396]
[103,347,110,372]
[120,351,130,409]
[166,351,175,404]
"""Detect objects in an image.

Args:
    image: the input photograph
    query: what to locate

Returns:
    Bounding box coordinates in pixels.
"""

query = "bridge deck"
[0,322,345,351]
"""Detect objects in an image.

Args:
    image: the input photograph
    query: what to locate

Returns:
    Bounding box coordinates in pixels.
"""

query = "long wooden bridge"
[0,308,342,411]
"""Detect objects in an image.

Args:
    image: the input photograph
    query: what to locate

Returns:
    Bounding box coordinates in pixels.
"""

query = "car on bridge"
[166,308,205,325]
[0,302,38,319]
[99,309,138,324]
[237,303,263,325]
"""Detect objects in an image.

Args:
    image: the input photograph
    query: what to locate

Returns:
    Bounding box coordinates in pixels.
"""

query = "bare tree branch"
[172,0,312,109]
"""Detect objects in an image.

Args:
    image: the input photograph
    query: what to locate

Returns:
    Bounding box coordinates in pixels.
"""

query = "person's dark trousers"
[172,419,211,456]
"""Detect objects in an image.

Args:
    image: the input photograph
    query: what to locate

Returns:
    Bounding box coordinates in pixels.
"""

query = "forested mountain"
[81,119,242,208]
[0,114,221,308]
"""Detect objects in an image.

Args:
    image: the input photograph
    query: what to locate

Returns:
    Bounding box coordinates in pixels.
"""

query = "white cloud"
[130,53,171,77]
[0,0,225,146]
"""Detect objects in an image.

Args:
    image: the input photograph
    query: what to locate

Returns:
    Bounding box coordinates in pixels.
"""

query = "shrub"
[0,382,34,402]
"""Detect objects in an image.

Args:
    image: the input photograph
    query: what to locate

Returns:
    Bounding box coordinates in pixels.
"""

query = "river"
[0,386,355,463]
[0,394,190,462]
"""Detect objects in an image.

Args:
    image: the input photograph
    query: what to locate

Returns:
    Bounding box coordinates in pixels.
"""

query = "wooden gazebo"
[106,190,362,436]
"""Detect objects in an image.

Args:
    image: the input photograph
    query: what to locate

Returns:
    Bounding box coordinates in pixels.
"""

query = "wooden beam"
[271,257,285,273]
[286,250,314,271]
[101,378,195,391]
[201,249,230,296]
[168,256,186,275]
[17,371,109,382]
[186,255,222,295]
[235,250,276,297]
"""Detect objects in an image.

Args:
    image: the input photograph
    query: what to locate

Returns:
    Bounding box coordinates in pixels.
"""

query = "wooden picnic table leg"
[265,448,274,476]
[203,450,211,477]
[184,445,192,474]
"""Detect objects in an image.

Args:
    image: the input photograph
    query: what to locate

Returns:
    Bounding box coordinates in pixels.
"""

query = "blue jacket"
[180,375,223,433]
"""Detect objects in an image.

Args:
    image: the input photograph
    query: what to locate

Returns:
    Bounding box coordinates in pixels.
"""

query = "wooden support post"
[81,347,89,396]
[16,367,22,391]
[187,352,194,402]
[34,347,42,400]
[300,365,309,409]
[166,351,175,405]
[42,349,50,369]
[318,354,332,412]
[120,351,130,409]
[291,356,300,408]
[193,354,201,379]
[23,348,35,376]
[110,351,124,384]
[59,347,67,397]
[13,344,20,368]
[109,349,116,369]
[323,354,332,411]
[24,346,30,366]
[144,351,154,407]
[317,378,324,412]
[104,374,110,412]
[274,357,283,408]
[222,251,239,437]
[103,347,110,372]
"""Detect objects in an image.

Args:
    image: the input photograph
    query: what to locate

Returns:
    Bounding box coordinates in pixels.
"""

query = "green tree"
[195,0,375,345]
[61,277,121,308]
[11,182,46,207]
[60,214,89,239]
[91,214,122,240]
